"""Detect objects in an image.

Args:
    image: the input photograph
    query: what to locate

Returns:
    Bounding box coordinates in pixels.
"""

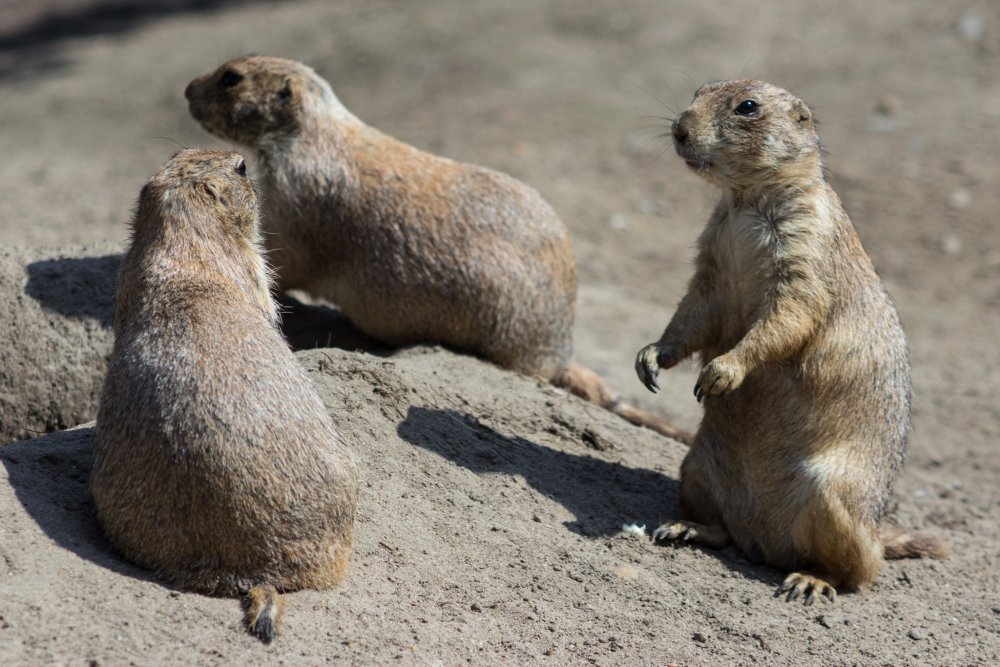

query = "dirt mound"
[0,245,119,442]
[0,347,985,665]
[0,245,385,443]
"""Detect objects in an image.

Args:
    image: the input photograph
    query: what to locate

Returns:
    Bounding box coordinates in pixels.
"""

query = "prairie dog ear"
[201,180,221,202]
[278,77,293,101]
[201,180,233,212]
[792,98,812,125]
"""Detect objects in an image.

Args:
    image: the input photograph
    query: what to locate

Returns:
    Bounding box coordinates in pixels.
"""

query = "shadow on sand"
[0,426,155,582]
[0,0,280,79]
[277,292,391,356]
[397,405,783,587]
[397,405,681,538]
[22,254,382,355]
[24,254,121,327]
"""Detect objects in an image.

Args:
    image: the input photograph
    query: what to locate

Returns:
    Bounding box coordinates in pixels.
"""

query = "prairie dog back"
[185,55,690,443]
[90,148,358,642]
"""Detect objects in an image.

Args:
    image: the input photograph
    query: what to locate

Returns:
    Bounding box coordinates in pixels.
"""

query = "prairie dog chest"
[709,207,777,310]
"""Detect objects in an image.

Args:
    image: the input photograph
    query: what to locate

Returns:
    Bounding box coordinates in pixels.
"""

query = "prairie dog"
[635,80,945,603]
[185,55,690,444]
[90,148,358,641]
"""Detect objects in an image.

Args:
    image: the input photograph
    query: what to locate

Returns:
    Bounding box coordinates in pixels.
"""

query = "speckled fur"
[90,149,359,641]
[185,56,689,443]
[635,81,944,599]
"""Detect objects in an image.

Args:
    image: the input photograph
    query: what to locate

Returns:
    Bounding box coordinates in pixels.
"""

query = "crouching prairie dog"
[90,149,358,642]
[634,80,946,603]
[184,55,691,445]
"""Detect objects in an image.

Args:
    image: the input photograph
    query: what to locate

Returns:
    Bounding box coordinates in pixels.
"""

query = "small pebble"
[692,631,708,643]
[868,113,897,133]
[620,523,647,538]
[955,12,985,41]
[941,234,962,256]
[947,188,971,211]
[609,214,630,231]
[875,95,900,116]
[470,603,482,613]
[908,629,926,641]
[817,615,833,629]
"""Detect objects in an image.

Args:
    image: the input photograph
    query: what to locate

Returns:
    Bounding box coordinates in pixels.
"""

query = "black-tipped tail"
[243,585,284,644]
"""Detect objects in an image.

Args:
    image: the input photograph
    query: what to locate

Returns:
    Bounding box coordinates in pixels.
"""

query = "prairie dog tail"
[244,585,286,644]
[880,524,949,560]
[552,363,694,446]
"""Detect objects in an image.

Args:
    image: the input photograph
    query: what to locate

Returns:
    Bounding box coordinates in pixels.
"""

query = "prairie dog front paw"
[694,353,745,401]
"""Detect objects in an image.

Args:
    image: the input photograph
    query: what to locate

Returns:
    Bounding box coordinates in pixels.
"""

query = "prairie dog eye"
[220,70,243,88]
[734,99,759,116]
[236,159,247,177]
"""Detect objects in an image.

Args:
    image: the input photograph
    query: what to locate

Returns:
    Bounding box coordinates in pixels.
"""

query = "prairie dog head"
[185,55,345,148]
[127,148,276,324]
[672,80,821,189]
[135,148,259,242]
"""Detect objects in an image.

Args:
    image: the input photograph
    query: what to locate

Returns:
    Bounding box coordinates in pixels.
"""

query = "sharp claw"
[636,350,662,394]
[779,575,837,605]
[653,523,691,542]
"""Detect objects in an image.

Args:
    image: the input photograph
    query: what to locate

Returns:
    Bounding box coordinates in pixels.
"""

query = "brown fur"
[184,55,689,444]
[881,524,949,560]
[90,148,359,641]
[635,80,944,602]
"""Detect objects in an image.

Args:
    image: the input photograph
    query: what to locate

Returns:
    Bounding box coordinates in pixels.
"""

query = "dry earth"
[1,1,998,665]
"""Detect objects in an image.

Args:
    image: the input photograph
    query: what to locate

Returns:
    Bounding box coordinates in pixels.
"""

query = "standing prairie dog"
[90,149,358,642]
[184,55,691,445]
[635,80,945,603]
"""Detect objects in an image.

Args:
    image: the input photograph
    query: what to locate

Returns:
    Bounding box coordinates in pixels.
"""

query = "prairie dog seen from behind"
[90,148,358,642]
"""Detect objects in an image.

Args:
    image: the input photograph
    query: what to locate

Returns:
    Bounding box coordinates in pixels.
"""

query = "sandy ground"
[1,0,998,664]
